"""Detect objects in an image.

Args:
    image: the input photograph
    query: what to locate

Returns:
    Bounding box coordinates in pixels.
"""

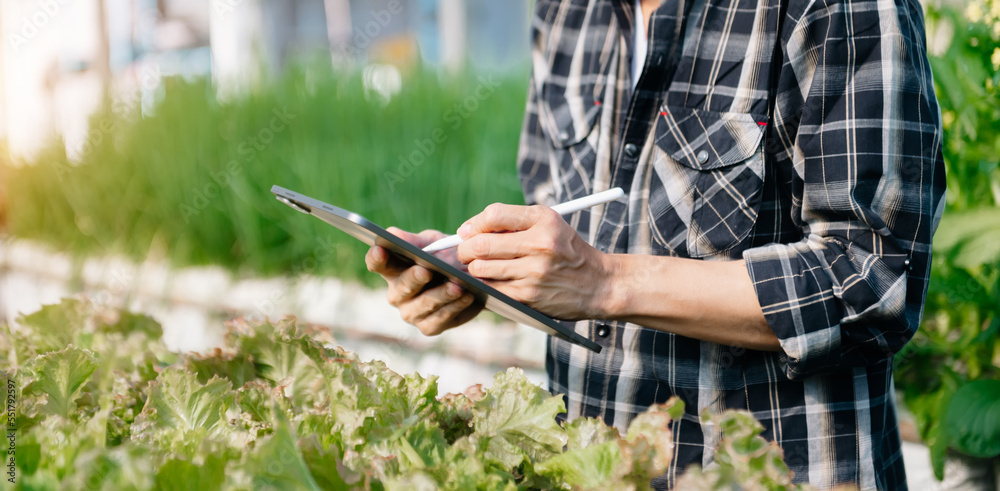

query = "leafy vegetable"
[534,401,683,490]
[1,300,814,489]
[21,346,98,419]
[155,455,227,491]
[245,408,323,491]
[11,299,90,357]
[676,410,811,491]
[130,368,237,457]
[534,440,625,488]
[472,367,568,468]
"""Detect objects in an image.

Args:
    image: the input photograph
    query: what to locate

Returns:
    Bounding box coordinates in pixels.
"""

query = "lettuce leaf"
[298,434,360,491]
[98,310,163,338]
[106,370,148,446]
[534,440,625,489]
[22,346,99,419]
[231,319,332,410]
[185,348,257,389]
[392,434,518,491]
[237,380,276,425]
[16,409,112,485]
[532,401,683,490]
[130,368,237,457]
[154,455,227,491]
[676,409,812,490]
[245,406,321,491]
[436,390,476,444]
[565,417,620,451]
[473,368,568,469]
[12,299,90,358]
[622,399,684,483]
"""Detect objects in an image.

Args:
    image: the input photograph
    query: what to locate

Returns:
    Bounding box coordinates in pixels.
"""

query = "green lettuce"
[21,346,99,420]
[129,368,238,457]
[1,300,818,490]
[676,410,814,491]
[244,408,321,491]
[473,368,568,469]
[10,299,90,359]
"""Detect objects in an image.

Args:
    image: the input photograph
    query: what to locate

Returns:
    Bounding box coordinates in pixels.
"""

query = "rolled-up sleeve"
[742,0,947,379]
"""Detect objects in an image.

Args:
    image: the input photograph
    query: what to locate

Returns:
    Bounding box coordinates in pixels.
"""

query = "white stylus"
[422,188,626,253]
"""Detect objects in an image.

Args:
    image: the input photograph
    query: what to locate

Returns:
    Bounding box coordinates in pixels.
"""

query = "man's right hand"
[365,227,483,335]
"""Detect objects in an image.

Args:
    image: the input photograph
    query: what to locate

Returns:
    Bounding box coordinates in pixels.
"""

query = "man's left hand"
[455,203,615,320]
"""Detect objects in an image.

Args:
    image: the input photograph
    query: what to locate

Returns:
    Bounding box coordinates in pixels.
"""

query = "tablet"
[271,185,601,353]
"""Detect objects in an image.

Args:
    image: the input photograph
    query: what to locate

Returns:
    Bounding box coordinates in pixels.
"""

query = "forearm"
[454,204,781,351]
[598,254,780,351]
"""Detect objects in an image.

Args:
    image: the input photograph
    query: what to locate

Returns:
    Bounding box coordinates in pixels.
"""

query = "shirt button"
[596,323,611,338]
[904,257,912,272]
[558,131,570,141]
[624,143,639,158]
[697,149,709,164]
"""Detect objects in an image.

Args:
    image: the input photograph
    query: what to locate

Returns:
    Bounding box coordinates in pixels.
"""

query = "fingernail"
[448,283,462,297]
[373,247,384,261]
[416,268,431,282]
[458,223,472,238]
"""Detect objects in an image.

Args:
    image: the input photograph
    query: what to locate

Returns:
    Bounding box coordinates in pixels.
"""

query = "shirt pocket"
[535,80,605,202]
[537,82,603,148]
[532,0,608,150]
[651,106,768,258]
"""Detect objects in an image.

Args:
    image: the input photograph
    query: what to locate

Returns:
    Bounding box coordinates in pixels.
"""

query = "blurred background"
[0,0,998,488]
[0,0,536,389]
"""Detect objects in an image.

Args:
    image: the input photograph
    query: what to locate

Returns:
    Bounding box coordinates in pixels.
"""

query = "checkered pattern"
[517,0,946,489]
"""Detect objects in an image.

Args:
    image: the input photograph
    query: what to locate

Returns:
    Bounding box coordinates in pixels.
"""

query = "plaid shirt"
[517,0,946,489]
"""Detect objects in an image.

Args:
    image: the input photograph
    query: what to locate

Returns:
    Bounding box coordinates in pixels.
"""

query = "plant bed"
[1,299,813,490]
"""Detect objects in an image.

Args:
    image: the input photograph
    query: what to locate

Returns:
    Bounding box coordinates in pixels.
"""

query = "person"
[366,0,946,489]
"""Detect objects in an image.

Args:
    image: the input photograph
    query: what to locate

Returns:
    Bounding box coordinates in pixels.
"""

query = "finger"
[414,229,447,246]
[466,257,534,281]
[459,204,552,238]
[456,230,540,263]
[400,282,464,325]
[387,266,434,305]
[416,293,477,335]
[365,246,390,274]
[386,226,417,241]
[366,246,411,277]
[388,227,445,248]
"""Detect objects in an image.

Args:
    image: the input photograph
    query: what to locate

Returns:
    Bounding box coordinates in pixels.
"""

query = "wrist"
[594,253,633,319]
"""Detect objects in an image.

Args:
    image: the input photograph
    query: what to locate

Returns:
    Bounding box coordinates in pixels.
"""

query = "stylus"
[422,187,626,253]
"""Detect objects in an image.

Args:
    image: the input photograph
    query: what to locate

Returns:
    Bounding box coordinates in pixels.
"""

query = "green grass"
[0,65,528,285]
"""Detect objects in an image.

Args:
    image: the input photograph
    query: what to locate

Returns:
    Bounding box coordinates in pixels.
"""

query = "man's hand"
[452,203,778,350]
[366,227,482,335]
[455,204,613,320]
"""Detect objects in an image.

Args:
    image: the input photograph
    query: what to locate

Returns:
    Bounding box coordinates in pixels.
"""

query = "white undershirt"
[632,0,648,91]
